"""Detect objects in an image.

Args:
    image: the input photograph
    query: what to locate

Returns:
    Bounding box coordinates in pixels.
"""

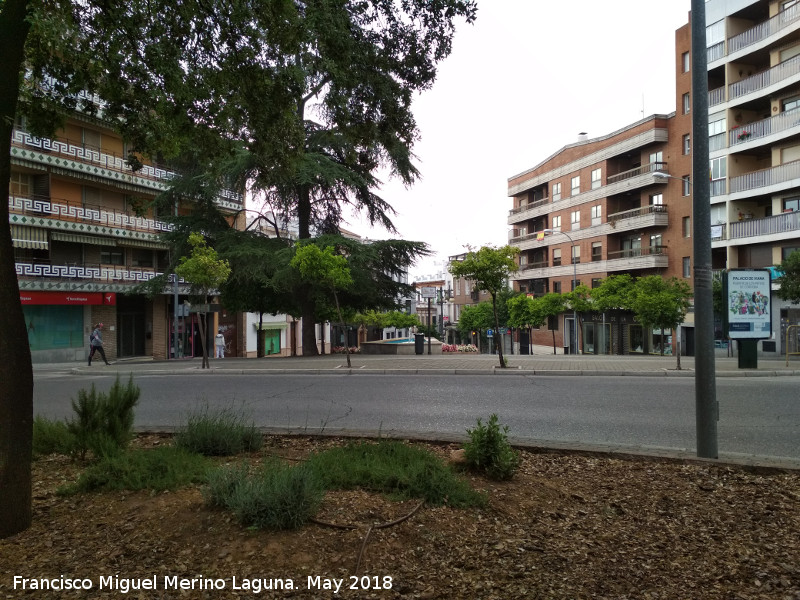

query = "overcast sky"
[347,0,693,279]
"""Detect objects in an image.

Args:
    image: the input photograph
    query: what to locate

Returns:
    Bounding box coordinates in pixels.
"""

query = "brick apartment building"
[11,105,246,363]
[507,0,800,357]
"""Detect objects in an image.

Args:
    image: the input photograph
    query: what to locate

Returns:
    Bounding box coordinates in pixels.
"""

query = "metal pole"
[172,201,179,360]
[691,0,718,458]
[427,298,432,355]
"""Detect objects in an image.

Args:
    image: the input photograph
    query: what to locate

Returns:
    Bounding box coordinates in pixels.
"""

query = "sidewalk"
[35,350,800,377]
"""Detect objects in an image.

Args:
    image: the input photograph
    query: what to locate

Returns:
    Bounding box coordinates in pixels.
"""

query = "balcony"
[606,162,667,185]
[728,108,800,150]
[727,4,800,57]
[728,54,800,106]
[9,195,172,238]
[512,246,668,280]
[15,260,188,293]
[509,197,549,218]
[729,159,800,195]
[728,210,800,240]
[11,130,244,208]
[607,204,669,229]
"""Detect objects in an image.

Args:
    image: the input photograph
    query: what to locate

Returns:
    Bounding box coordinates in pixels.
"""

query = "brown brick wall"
[88,306,118,360]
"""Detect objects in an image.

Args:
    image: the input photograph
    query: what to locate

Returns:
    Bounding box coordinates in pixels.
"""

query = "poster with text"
[726,269,772,339]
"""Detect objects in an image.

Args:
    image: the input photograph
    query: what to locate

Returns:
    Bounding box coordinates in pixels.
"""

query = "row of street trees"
[1,0,477,537]
[449,246,694,368]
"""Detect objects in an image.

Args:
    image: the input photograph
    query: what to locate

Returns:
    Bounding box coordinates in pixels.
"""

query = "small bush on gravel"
[205,460,324,530]
[33,416,74,457]
[59,446,210,495]
[306,440,486,508]
[175,405,263,456]
[464,414,519,480]
[68,375,139,460]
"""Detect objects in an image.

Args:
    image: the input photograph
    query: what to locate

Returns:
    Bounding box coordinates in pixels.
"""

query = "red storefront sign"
[20,291,117,305]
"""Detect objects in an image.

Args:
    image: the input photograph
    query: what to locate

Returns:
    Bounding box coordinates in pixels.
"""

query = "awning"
[117,239,169,249]
[11,225,48,249]
[50,232,116,246]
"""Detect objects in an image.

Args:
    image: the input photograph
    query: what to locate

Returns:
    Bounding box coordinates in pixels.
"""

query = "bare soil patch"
[1,434,799,599]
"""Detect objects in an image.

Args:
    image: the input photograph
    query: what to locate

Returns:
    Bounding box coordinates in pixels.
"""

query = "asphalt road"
[32,371,800,462]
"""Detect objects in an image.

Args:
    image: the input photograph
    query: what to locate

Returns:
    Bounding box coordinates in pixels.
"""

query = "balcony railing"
[606,162,667,185]
[709,87,726,107]
[728,3,800,55]
[729,159,800,194]
[11,129,243,206]
[728,107,800,148]
[509,197,549,216]
[606,245,667,260]
[729,54,800,104]
[9,195,172,235]
[729,210,800,239]
[711,223,727,241]
[607,204,668,226]
[12,130,174,185]
[15,261,169,284]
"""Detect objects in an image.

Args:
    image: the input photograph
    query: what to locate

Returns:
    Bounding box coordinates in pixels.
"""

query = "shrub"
[60,446,209,494]
[67,375,139,460]
[33,415,74,457]
[205,460,324,530]
[175,405,263,456]
[464,414,519,480]
[306,440,486,508]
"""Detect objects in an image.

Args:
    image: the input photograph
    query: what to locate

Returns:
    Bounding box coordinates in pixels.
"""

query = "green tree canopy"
[629,276,692,355]
[590,274,635,312]
[449,245,519,367]
[776,250,800,304]
[174,232,232,368]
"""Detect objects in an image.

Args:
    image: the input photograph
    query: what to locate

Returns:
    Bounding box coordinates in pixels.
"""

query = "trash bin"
[415,333,425,355]
[563,346,570,355]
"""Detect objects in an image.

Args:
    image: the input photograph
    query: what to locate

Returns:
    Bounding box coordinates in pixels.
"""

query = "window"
[571,245,580,264]
[552,281,561,294]
[683,216,691,237]
[709,117,726,136]
[570,279,581,291]
[519,253,528,266]
[571,210,580,230]
[552,182,561,201]
[100,246,124,266]
[591,205,602,226]
[710,157,727,180]
[649,151,663,170]
[650,234,662,249]
[552,248,561,266]
[571,175,580,195]
[683,175,691,197]
[591,168,602,189]
[683,92,690,114]
[591,242,602,262]
[551,215,561,232]
[650,193,663,206]
[783,95,800,112]
[784,197,800,212]
[683,257,691,278]
[707,20,725,47]
[591,278,602,289]
[9,172,31,197]
[682,51,690,73]
[683,134,691,155]
[783,246,800,260]
[131,249,153,268]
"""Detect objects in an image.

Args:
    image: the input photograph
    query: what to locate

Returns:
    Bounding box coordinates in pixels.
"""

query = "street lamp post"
[543,228,578,354]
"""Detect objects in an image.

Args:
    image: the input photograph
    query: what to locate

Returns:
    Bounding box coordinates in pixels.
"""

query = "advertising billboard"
[725,269,772,340]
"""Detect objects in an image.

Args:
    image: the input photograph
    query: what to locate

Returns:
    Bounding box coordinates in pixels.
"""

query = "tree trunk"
[492,295,505,368]
[296,185,319,356]
[0,0,33,539]
[333,290,351,368]
[198,311,209,368]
